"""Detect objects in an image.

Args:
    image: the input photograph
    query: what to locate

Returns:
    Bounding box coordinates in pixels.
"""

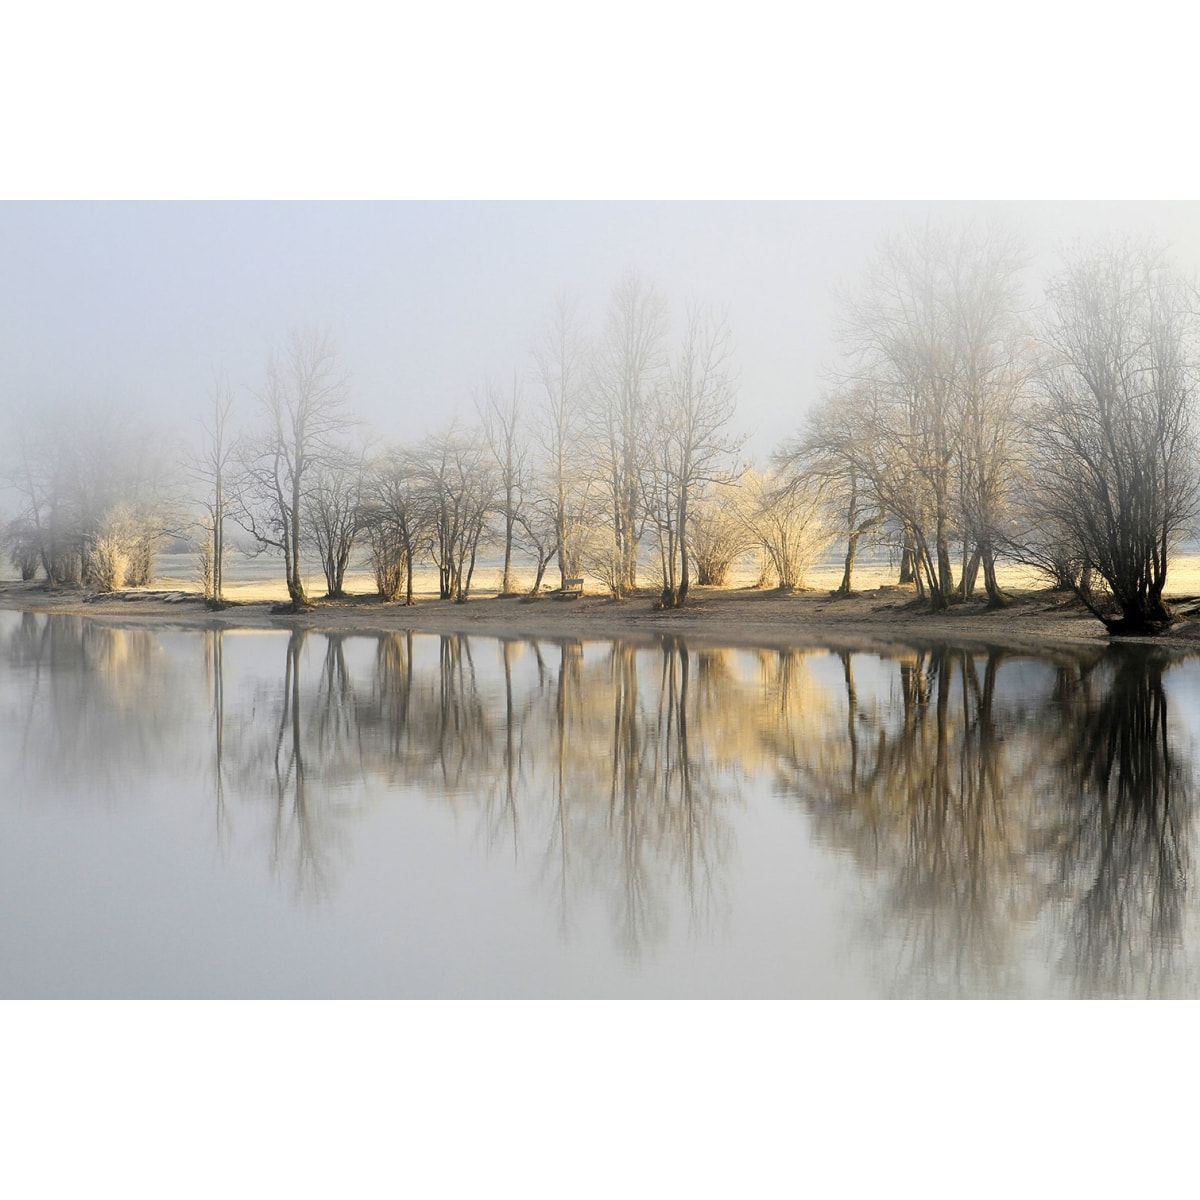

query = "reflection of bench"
[561,577,584,598]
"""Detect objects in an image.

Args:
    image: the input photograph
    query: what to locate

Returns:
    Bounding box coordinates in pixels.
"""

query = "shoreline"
[5,578,1200,657]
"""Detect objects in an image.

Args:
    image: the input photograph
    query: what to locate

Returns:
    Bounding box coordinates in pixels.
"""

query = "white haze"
[6,200,1200,473]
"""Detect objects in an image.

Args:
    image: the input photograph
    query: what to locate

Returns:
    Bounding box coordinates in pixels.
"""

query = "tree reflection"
[202,628,231,851]
[606,641,659,953]
[771,646,1038,994]
[182,626,739,948]
[774,639,1200,996]
[5,610,1200,994]
[1040,648,1194,996]
[534,638,737,958]
[207,628,361,903]
[653,640,730,940]
[188,628,1200,989]
[542,639,583,935]
[0,613,189,797]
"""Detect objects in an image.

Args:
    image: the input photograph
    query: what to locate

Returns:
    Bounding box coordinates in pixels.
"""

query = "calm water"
[2,609,1199,998]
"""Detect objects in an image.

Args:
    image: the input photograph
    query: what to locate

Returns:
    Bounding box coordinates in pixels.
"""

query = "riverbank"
[6,569,1200,655]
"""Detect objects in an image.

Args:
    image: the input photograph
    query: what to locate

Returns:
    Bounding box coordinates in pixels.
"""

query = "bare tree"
[6,401,178,590]
[5,518,40,580]
[589,273,669,596]
[306,444,366,599]
[6,407,84,586]
[414,423,495,602]
[478,375,528,595]
[834,222,1028,610]
[89,419,179,589]
[643,304,744,607]
[186,377,237,606]
[89,504,142,592]
[947,229,1030,606]
[822,378,945,602]
[232,328,352,610]
[531,293,592,587]
[1030,239,1200,634]
[838,227,960,608]
[790,389,887,596]
[688,482,755,586]
[741,467,829,591]
[1002,486,1084,592]
[512,493,559,594]
[359,449,426,604]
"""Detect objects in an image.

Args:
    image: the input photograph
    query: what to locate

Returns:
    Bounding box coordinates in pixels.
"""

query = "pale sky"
[6,200,1200,468]
[5,7,1200,475]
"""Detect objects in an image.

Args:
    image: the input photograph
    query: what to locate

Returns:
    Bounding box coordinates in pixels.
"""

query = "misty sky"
[6,200,1200,467]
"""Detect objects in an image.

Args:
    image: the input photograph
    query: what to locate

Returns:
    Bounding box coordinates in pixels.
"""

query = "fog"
[6,200,1200,465]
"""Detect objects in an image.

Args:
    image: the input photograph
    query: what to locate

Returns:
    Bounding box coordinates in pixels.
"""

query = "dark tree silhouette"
[1032,241,1200,634]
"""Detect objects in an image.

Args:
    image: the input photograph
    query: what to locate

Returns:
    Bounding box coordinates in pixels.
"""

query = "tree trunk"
[285,530,309,608]
[960,547,980,600]
[501,510,515,594]
[1101,584,1174,635]
[838,529,860,595]
[287,575,309,608]
[288,471,309,609]
[980,545,1011,608]
[213,474,224,603]
[899,529,916,584]
[934,512,954,609]
[677,494,690,607]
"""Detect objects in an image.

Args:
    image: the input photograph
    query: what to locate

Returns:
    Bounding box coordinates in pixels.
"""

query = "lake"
[1,608,1197,998]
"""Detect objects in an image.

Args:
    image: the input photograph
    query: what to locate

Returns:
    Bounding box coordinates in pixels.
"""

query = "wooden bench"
[560,577,584,598]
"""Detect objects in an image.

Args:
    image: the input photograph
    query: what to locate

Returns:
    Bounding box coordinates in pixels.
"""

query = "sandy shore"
[6,560,1200,655]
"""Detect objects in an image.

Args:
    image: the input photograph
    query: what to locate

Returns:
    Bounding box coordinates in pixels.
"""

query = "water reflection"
[772,644,1199,996]
[1040,648,1193,995]
[3,612,1199,996]
[2,612,190,797]
[775,647,1049,995]
[164,623,741,953]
